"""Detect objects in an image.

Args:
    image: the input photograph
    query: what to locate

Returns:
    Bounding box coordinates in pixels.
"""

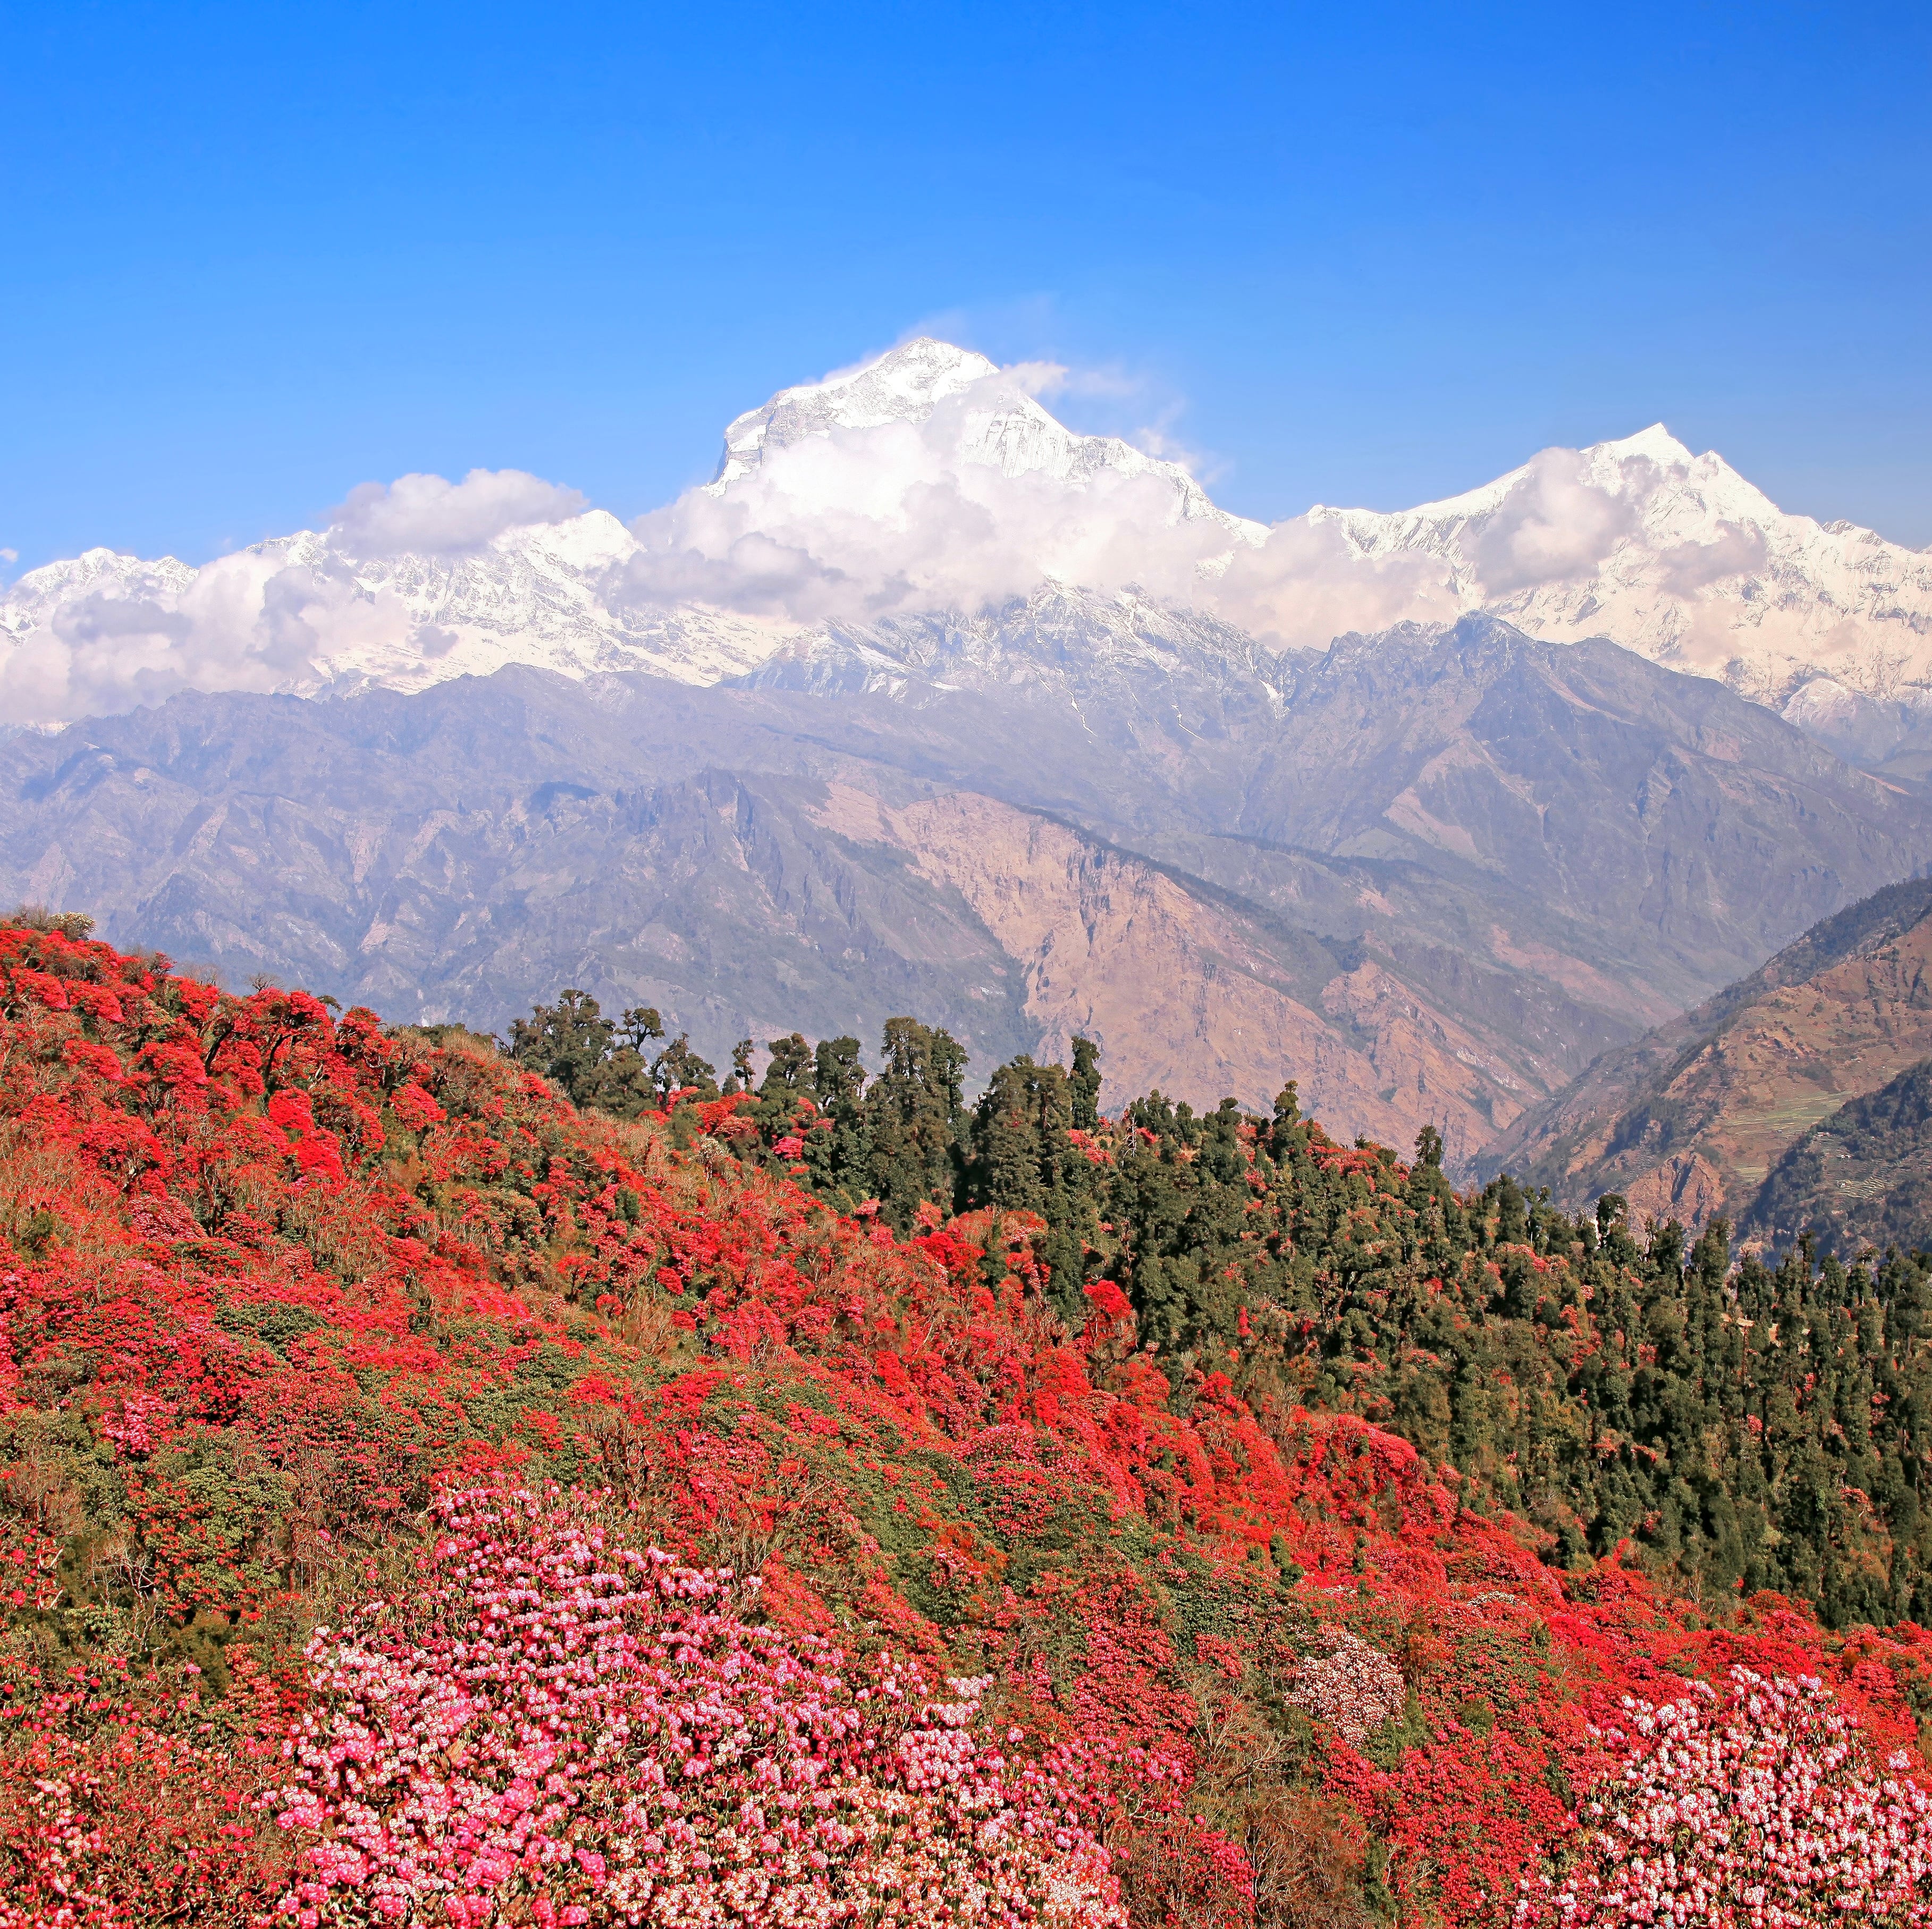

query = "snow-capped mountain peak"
[707,336,1259,540]
[1599,422,1695,464]
[1305,419,1932,696]
[712,338,998,485]
[6,339,1932,727]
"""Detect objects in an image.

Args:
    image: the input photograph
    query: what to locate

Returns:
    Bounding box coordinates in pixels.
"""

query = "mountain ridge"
[1481,876,1932,1222]
[7,337,1931,730]
[8,615,1930,1169]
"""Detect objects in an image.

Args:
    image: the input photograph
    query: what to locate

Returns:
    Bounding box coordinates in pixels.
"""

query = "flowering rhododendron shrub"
[1518,1669,1932,1928]
[5,918,1932,1926]
[273,1484,1124,1928]
[1285,1631,1407,1747]
[0,1651,291,1928]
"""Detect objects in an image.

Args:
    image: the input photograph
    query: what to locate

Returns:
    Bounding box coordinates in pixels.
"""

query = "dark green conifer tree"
[864,1018,968,1232]
[504,988,614,1103]
[504,992,665,1115]
[1070,1035,1102,1132]
[804,1036,868,1197]
[651,1034,718,1103]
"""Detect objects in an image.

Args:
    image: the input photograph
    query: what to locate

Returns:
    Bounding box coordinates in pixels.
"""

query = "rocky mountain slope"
[747,604,1932,1008]
[0,665,1562,1162]
[6,338,1930,729]
[5,614,1928,1166]
[1736,1057,1932,1257]
[8,334,1928,1168]
[1482,878,1932,1225]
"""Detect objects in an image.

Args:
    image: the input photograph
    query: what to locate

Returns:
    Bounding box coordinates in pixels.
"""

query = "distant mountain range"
[6,339,1931,733]
[6,607,1928,1167]
[8,340,1932,1181]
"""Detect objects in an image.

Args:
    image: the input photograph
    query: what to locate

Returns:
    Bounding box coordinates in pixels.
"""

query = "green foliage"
[865,1018,971,1232]
[1058,1115,1932,1627]
[503,988,722,1112]
[518,988,1932,1628]
[11,925,1932,1928]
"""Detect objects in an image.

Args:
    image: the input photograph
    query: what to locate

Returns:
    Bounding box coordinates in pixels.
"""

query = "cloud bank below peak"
[618,340,1447,645]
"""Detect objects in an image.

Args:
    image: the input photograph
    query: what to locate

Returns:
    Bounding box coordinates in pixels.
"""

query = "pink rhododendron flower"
[270,1484,1125,1928]
[1517,1668,1932,1928]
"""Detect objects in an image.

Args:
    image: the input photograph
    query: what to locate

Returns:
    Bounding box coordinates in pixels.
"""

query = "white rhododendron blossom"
[1516,1668,1932,1927]
[1284,1628,1407,1746]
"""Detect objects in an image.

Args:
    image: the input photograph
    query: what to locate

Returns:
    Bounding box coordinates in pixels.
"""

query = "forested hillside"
[4,918,1932,1925]
[507,985,1932,1630]
[1739,1058,1932,1258]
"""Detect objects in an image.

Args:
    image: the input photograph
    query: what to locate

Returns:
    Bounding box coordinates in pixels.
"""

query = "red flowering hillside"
[2,917,1931,1926]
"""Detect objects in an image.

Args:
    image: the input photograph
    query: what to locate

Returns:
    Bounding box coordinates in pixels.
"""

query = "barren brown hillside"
[1484,878,1932,1230]
[809,783,1532,1160]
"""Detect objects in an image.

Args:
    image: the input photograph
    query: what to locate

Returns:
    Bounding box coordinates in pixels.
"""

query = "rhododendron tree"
[1518,1668,1932,1928]
[272,1483,1125,1928]
[1285,1630,1407,1747]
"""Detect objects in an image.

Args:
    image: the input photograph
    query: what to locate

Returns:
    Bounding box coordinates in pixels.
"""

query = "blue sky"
[4,0,1928,574]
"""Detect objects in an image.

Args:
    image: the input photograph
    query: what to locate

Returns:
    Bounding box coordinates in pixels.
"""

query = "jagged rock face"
[1245,625,1932,999]
[795,783,1542,1159]
[5,617,1930,1167]
[1484,879,1932,1226]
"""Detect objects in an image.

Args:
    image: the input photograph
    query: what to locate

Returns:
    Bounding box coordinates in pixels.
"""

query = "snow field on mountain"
[5,339,1930,725]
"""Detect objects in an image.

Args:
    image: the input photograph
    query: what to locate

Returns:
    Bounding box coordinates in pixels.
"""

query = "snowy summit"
[5,338,1931,726]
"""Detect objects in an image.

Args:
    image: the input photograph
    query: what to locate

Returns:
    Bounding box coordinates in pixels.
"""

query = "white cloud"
[1467,448,1640,597]
[1658,520,1768,593]
[325,468,586,557]
[612,362,1454,647]
[0,461,594,726]
[0,357,1479,727]
[623,425,1214,627]
[1212,520,1460,650]
[1001,358,1075,399]
[0,541,433,726]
